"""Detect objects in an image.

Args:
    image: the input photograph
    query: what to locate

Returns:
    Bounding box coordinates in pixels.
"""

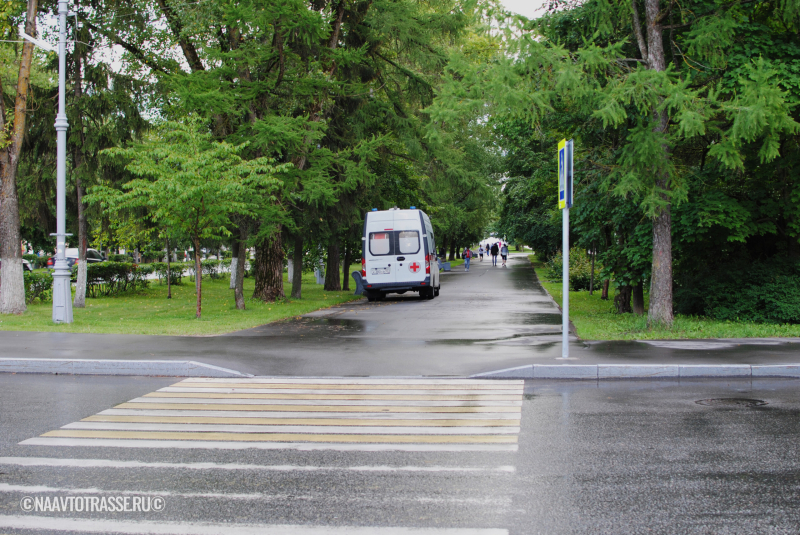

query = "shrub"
[676,259,800,323]
[23,271,53,303]
[107,254,132,263]
[148,262,188,285]
[23,254,45,269]
[545,247,600,291]
[200,259,231,279]
[77,262,150,297]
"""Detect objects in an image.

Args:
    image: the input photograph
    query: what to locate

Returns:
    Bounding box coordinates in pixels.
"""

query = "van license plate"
[371,267,390,275]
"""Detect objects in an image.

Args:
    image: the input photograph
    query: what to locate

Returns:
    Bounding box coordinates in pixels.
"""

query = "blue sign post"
[558,139,573,358]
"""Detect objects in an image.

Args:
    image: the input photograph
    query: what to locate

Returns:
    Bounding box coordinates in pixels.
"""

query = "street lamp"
[21,0,73,323]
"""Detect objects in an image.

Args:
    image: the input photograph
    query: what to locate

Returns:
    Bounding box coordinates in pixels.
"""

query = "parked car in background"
[46,248,105,269]
[0,259,33,272]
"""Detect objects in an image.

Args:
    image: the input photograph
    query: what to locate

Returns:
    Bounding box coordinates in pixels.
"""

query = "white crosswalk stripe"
[21,378,524,452]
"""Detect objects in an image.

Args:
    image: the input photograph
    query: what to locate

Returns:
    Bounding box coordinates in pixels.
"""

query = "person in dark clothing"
[490,242,499,266]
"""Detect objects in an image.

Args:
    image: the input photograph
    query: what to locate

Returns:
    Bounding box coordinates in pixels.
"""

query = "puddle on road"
[509,313,563,325]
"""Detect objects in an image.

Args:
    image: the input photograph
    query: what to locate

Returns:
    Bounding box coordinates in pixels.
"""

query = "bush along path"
[0,271,361,336]
[528,255,800,341]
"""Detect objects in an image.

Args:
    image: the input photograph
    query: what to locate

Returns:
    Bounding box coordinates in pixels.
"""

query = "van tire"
[366,291,377,302]
[434,286,440,297]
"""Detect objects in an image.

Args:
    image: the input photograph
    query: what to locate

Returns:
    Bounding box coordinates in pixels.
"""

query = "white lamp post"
[22,0,73,323]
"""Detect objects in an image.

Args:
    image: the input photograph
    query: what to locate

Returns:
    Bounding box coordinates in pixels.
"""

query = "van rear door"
[393,211,425,283]
[365,212,395,284]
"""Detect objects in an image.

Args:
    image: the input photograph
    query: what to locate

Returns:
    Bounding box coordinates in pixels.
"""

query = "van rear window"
[398,231,420,254]
[369,233,392,255]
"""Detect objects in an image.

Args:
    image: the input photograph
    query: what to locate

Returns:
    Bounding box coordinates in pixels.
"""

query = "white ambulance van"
[360,207,440,301]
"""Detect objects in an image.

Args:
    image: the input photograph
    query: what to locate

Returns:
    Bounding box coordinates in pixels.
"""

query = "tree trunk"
[644,0,674,327]
[601,279,610,300]
[614,284,633,314]
[193,236,202,318]
[342,241,350,291]
[448,241,456,261]
[291,234,303,299]
[73,176,88,308]
[0,0,38,315]
[589,245,596,296]
[230,238,239,289]
[324,242,341,291]
[166,237,172,299]
[649,206,673,325]
[632,282,645,315]
[73,43,88,309]
[252,228,284,301]
[234,226,246,310]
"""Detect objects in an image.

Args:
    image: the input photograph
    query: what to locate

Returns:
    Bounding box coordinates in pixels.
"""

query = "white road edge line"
[18,437,519,452]
[0,484,513,506]
[0,516,508,535]
[0,457,516,473]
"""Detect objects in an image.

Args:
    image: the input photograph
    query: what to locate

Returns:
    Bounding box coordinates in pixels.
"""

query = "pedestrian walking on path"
[490,242,499,266]
[500,243,508,267]
[463,247,472,271]
[478,245,484,261]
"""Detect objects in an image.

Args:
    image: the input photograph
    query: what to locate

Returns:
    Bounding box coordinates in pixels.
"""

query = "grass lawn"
[529,254,800,340]
[0,269,363,336]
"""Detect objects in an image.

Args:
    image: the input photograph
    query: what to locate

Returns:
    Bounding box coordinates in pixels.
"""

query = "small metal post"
[52,0,73,324]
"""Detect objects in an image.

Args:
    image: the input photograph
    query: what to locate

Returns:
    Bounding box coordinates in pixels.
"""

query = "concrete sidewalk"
[2,255,800,379]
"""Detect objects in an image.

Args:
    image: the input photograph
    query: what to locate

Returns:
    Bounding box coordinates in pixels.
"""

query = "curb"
[0,358,252,378]
[471,364,800,380]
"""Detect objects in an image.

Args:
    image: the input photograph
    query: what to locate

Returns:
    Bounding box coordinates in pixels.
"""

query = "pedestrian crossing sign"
[558,139,574,209]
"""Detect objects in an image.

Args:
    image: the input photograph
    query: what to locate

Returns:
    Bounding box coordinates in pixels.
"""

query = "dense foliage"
[472,0,800,323]
[3,0,800,328]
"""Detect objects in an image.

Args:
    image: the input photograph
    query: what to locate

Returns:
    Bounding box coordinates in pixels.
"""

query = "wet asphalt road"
[2,254,800,377]
[1,374,799,534]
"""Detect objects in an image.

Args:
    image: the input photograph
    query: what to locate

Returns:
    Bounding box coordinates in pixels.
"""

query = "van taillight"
[425,254,430,274]
[361,258,366,277]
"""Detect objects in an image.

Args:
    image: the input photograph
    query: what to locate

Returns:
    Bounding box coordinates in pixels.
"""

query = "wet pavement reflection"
[2,254,800,376]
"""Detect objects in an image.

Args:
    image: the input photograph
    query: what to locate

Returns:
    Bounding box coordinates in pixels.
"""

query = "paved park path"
[1,253,800,376]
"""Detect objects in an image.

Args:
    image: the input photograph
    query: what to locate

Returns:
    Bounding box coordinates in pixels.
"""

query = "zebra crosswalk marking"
[115,403,520,412]
[144,392,521,401]
[82,415,518,426]
[22,378,524,451]
[41,430,518,443]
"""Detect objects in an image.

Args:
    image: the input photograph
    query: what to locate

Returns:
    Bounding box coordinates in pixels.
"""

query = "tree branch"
[80,18,170,74]
[630,0,648,64]
[10,0,39,159]
[155,0,204,72]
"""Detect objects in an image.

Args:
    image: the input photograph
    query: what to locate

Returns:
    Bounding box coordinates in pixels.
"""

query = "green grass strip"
[0,270,363,336]
[528,254,800,340]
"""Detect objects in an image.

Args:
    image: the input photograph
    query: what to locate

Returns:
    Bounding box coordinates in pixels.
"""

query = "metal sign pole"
[562,206,569,358]
[557,139,574,359]
[52,0,73,323]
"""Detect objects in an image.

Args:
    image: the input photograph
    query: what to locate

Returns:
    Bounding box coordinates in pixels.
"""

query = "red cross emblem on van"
[409,262,421,273]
